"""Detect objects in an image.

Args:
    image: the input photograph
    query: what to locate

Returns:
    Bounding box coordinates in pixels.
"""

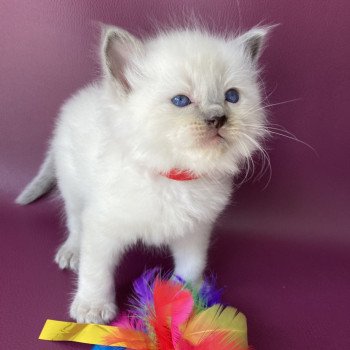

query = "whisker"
[237,97,301,125]
[263,98,302,109]
[238,132,272,188]
[239,98,301,120]
[241,123,318,155]
[236,139,255,185]
[268,131,318,155]
[261,83,278,105]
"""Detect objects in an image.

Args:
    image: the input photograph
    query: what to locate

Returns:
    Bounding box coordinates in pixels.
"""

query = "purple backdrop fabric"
[1,1,349,349]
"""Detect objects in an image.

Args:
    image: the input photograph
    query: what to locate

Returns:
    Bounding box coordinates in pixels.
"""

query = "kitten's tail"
[15,149,55,205]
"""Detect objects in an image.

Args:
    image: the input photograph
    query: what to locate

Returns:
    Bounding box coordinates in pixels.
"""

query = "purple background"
[1,1,349,349]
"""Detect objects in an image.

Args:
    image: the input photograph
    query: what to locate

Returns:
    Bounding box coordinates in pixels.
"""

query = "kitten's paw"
[54,243,79,272]
[70,296,117,324]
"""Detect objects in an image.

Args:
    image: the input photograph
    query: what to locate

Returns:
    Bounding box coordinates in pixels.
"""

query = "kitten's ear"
[101,25,143,91]
[238,26,272,62]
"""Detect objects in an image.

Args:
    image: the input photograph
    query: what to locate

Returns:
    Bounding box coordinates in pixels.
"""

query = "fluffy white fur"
[17,24,269,324]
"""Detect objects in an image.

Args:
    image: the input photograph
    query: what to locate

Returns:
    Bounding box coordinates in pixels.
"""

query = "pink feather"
[151,278,194,349]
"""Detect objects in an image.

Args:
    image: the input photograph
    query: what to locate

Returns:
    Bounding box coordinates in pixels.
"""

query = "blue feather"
[92,345,126,350]
[124,267,161,332]
[132,267,160,308]
[198,275,223,307]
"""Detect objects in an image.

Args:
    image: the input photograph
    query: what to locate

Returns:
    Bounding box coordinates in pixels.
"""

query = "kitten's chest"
[110,175,232,243]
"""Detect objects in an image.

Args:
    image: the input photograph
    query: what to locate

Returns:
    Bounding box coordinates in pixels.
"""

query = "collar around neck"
[161,168,199,181]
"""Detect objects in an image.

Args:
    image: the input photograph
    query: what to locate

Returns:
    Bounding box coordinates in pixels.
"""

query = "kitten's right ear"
[100,25,143,91]
[238,25,275,63]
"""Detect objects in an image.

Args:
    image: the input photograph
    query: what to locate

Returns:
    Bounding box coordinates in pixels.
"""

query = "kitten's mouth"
[202,130,226,147]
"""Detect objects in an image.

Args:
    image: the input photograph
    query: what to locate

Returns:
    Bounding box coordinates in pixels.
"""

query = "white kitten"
[16,24,269,324]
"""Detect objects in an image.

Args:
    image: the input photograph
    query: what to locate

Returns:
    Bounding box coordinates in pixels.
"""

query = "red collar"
[162,168,199,181]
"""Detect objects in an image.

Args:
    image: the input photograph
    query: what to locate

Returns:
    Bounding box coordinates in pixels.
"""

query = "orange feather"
[104,327,153,350]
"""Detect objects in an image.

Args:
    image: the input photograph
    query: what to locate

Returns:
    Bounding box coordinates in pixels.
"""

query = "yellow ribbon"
[39,319,128,347]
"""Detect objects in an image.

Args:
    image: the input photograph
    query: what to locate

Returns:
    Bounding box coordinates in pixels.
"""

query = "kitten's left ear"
[238,26,273,63]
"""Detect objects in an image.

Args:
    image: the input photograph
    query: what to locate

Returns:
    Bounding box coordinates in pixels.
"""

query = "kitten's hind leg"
[55,201,82,272]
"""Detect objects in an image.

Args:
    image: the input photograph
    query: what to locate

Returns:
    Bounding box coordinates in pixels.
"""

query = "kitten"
[16,24,270,324]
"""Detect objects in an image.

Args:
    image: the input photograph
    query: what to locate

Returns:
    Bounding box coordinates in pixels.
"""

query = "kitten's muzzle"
[205,115,227,129]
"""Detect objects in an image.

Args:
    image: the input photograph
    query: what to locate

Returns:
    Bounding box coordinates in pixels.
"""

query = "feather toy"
[94,269,249,350]
[39,269,249,350]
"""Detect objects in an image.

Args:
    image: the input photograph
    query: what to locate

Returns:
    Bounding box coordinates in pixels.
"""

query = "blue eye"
[171,95,191,107]
[225,88,239,104]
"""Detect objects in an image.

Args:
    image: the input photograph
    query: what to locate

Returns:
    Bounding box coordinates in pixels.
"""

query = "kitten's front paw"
[55,243,79,272]
[70,295,117,324]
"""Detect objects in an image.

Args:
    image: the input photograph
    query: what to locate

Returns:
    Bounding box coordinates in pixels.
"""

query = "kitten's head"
[101,25,270,177]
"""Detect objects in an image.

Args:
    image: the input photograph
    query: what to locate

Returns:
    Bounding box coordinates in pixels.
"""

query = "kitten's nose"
[205,115,227,129]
